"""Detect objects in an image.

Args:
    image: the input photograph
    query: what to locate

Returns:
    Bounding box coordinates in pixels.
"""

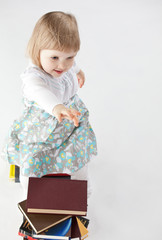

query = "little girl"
[2,11,97,196]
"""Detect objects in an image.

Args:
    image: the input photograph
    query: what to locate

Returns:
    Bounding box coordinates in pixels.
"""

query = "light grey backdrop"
[0,0,162,239]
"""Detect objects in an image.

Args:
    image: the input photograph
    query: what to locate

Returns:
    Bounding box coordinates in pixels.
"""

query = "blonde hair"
[26,11,80,68]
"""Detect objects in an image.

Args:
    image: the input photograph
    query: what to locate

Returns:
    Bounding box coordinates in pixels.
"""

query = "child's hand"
[77,70,85,88]
[52,104,81,127]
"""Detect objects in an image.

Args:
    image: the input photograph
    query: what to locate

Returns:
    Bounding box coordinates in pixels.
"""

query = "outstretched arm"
[52,104,81,127]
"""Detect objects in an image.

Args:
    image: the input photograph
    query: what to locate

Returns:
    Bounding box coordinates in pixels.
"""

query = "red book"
[27,178,87,216]
[42,173,71,179]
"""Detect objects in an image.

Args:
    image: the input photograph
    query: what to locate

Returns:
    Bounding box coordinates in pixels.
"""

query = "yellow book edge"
[9,165,15,181]
[76,217,89,239]
[28,208,86,216]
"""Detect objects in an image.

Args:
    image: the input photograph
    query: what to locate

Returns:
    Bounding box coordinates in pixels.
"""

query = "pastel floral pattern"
[10,154,18,163]
[15,143,19,151]
[89,141,96,153]
[77,149,84,158]
[22,145,29,154]
[27,157,35,166]
[14,121,21,131]
[32,147,39,154]
[47,133,55,142]
[78,135,85,142]
[33,161,42,173]
[66,156,75,167]
[4,94,97,177]
[22,120,28,128]
[64,122,71,130]
[59,151,66,160]
[42,155,51,164]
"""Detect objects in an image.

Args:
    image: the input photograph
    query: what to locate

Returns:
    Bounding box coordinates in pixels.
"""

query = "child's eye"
[51,56,58,60]
[67,56,74,60]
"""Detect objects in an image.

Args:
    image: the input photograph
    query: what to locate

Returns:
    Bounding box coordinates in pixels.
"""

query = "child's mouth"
[54,70,63,74]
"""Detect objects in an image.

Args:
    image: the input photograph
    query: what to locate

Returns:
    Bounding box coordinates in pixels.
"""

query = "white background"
[0,0,162,239]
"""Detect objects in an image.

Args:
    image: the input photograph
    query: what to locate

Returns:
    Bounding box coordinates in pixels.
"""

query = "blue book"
[33,218,72,240]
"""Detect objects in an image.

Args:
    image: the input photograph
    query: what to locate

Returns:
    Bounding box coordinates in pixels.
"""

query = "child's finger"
[79,80,84,88]
[62,109,74,119]
[72,115,79,127]
[54,112,59,121]
[57,114,62,123]
[61,112,79,127]
[70,109,81,116]
[60,114,79,127]
[61,114,71,121]
[69,109,81,126]
[78,79,82,88]
[57,108,81,127]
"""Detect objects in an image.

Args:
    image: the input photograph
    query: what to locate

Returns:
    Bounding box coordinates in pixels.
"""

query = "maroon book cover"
[18,200,71,234]
[27,178,87,216]
[71,216,81,239]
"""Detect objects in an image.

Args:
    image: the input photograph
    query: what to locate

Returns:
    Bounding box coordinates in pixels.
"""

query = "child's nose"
[58,61,67,70]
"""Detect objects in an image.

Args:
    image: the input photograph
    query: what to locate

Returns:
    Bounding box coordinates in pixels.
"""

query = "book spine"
[9,165,15,181]
[15,165,20,182]
[9,164,20,182]
[18,231,37,240]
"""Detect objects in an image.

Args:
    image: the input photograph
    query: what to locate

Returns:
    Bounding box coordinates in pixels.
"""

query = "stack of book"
[18,174,89,240]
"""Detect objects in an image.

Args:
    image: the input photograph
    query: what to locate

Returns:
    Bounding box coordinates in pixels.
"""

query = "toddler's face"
[40,49,77,78]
